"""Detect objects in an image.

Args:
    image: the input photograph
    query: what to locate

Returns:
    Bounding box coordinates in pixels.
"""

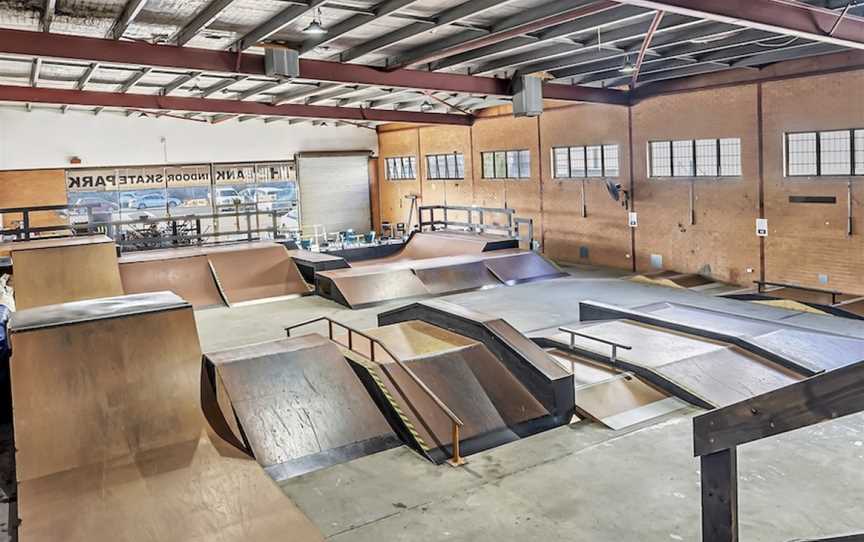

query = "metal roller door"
[297,152,372,235]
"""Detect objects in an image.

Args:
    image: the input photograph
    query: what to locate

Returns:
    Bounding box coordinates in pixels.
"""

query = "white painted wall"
[0,107,378,170]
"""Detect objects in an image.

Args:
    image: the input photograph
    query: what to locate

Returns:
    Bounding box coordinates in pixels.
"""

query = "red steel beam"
[631,10,664,86]
[0,84,474,125]
[611,0,864,51]
[0,27,629,105]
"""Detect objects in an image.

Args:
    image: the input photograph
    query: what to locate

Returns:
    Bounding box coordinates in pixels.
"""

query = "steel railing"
[558,327,632,371]
[285,316,466,465]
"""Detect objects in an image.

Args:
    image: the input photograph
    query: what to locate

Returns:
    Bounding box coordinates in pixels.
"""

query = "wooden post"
[701,448,738,542]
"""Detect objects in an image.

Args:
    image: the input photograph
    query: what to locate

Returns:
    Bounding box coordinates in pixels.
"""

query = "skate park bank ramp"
[344,320,561,463]
[202,335,402,481]
[120,242,311,308]
[2,235,123,310]
[8,291,323,542]
[351,231,518,266]
[316,250,565,308]
[379,300,574,420]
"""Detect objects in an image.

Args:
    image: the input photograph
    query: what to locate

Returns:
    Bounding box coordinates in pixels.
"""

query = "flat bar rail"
[755,280,847,305]
[693,359,864,542]
[558,327,632,366]
[285,316,466,465]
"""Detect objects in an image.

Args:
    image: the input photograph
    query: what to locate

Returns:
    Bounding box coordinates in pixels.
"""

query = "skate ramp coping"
[9,291,322,542]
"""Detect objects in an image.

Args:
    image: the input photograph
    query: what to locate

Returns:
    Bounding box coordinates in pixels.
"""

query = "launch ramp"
[202,335,401,481]
[8,291,322,542]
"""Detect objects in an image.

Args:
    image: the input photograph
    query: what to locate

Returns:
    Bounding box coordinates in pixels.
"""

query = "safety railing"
[285,316,466,465]
[419,205,516,238]
[694,359,864,542]
[755,280,847,305]
[558,327,632,370]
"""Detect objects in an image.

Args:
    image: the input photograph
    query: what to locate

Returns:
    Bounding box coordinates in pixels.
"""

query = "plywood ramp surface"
[207,244,311,303]
[204,335,400,481]
[8,235,123,310]
[9,292,322,542]
[352,231,513,266]
[120,255,225,309]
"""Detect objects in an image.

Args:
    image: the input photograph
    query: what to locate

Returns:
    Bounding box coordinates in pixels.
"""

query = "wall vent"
[789,196,836,204]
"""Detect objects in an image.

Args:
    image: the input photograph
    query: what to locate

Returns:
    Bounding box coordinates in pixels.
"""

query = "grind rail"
[285,316,466,466]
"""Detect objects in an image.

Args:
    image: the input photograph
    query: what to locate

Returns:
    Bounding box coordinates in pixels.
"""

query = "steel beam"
[300,0,421,55]
[339,0,508,63]
[610,0,864,51]
[110,0,149,40]
[200,76,247,97]
[161,71,203,96]
[384,0,620,70]
[174,0,237,46]
[117,67,152,93]
[41,0,56,33]
[233,0,328,52]
[631,11,664,85]
[29,58,42,87]
[0,28,628,104]
[0,84,474,125]
[75,63,99,90]
[234,80,284,100]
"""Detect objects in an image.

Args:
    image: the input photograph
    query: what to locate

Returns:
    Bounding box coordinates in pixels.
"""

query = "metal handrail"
[285,316,466,465]
[558,327,632,364]
[754,280,845,304]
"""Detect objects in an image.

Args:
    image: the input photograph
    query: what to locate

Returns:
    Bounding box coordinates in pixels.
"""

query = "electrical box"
[512,76,543,117]
[265,48,300,78]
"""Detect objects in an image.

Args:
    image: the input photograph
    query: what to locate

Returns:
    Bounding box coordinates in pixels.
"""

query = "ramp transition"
[202,334,401,481]
[8,291,322,542]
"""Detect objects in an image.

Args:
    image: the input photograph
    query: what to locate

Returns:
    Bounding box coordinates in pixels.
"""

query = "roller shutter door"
[297,152,371,235]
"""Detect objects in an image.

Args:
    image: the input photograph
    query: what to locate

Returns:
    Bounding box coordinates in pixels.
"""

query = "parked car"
[131,193,181,210]
[214,187,243,207]
[119,192,140,208]
[73,196,119,214]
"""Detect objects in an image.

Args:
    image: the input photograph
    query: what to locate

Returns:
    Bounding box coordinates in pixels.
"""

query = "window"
[385,156,416,180]
[426,153,465,180]
[783,129,864,177]
[649,138,742,178]
[481,150,531,179]
[550,145,619,178]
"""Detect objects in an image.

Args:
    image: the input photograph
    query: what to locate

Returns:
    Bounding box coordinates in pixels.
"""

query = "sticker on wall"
[756,218,768,237]
[628,212,638,228]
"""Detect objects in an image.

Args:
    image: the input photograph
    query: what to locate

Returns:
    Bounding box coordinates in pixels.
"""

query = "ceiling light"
[303,9,327,35]
[619,55,635,74]
[420,100,433,112]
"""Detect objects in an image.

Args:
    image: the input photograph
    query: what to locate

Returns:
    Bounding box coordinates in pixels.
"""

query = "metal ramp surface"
[8,291,322,542]
[202,334,401,481]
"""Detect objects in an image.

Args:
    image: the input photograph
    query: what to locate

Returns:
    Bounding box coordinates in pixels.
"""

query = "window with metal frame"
[784,129,864,177]
[385,156,417,180]
[425,153,465,180]
[550,145,620,178]
[481,150,531,179]
[649,138,742,178]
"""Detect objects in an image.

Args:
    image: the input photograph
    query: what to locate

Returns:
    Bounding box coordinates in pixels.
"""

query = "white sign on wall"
[628,212,638,228]
[756,218,768,237]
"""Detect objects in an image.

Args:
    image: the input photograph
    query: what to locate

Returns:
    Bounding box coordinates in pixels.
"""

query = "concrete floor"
[190,264,864,542]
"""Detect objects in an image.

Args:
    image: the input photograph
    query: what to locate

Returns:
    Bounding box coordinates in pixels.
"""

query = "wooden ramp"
[3,235,123,310]
[351,231,517,267]
[8,291,323,542]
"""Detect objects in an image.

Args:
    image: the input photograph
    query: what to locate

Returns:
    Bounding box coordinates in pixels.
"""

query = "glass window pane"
[394,158,404,179]
[386,158,395,180]
[456,154,465,178]
[602,144,619,177]
[718,138,742,176]
[856,130,864,175]
[505,151,518,178]
[585,145,603,177]
[553,148,570,178]
[437,155,448,178]
[695,139,718,177]
[787,132,817,176]
[410,157,417,178]
[518,150,531,178]
[819,130,851,175]
[570,146,586,177]
[495,151,507,178]
[672,140,694,177]
[445,154,457,179]
[483,153,494,178]
[650,142,672,177]
[427,156,438,179]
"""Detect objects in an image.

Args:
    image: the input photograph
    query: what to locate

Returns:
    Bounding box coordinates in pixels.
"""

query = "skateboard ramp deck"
[8,291,322,542]
[352,231,517,267]
[119,242,311,307]
[202,335,401,481]
[349,321,555,463]
[5,235,123,310]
